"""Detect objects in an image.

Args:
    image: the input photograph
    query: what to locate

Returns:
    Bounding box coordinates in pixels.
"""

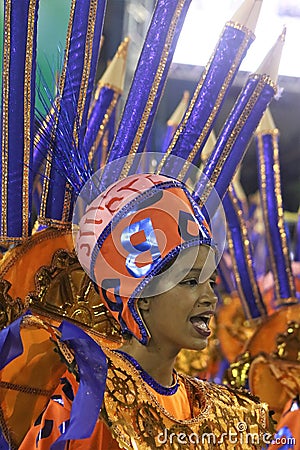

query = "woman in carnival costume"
[0,0,286,448]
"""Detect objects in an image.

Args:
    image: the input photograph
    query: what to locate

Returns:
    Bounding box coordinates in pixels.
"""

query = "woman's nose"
[197,281,217,307]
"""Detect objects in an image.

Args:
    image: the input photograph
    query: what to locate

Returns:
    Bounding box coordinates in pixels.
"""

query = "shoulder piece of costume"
[97,347,272,450]
[17,342,273,450]
[0,313,108,448]
[0,0,286,447]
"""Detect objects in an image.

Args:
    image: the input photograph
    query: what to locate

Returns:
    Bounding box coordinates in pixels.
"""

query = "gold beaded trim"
[0,380,52,397]
[22,0,38,239]
[0,404,18,450]
[0,227,72,278]
[1,0,11,239]
[37,216,73,229]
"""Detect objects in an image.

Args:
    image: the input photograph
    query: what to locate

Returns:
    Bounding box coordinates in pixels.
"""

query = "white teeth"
[192,318,209,330]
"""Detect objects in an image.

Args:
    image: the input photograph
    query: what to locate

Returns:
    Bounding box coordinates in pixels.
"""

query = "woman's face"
[139,245,218,356]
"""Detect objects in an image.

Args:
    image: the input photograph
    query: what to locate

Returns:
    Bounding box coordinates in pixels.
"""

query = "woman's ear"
[138,297,151,311]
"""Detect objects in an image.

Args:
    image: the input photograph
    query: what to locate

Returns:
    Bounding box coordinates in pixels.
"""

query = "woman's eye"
[209,279,217,289]
[180,278,198,287]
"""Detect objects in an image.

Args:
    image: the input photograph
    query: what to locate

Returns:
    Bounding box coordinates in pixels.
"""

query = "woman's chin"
[185,338,208,352]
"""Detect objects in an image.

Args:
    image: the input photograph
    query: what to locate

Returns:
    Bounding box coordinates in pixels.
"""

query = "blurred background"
[0,0,299,212]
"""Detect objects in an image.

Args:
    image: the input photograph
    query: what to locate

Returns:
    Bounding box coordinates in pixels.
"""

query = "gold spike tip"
[100,35,105,50]
[284,210,298,223]
[98,37,130,92]
[255,27,286,83]
[116,36,130,58]
[256,107,276,134]
[167,91,190,126]
[279,26,287,42]
[230,0,263,34]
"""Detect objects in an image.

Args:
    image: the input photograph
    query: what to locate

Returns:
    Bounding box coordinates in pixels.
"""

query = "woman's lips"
[190,314,212,337]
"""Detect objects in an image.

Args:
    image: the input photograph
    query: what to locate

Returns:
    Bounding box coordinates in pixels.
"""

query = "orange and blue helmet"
[75,173,213,344]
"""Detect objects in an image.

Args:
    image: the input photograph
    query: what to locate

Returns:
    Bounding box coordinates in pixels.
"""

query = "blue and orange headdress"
[75,173,213,344]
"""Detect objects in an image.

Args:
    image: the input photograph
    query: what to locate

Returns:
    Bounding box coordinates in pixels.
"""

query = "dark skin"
[121,245,218,386]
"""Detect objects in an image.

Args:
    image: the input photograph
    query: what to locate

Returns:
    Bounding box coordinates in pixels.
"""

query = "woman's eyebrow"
[184,268,218,280]
[184,268,202,277]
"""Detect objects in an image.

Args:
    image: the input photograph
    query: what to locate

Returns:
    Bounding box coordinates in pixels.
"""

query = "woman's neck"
[120,339,179,387]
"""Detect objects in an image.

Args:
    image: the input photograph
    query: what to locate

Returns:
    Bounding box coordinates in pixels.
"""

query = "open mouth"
[189,313,213,337]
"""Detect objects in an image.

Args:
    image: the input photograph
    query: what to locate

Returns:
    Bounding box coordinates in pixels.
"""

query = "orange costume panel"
[18,346,273,450]
[18,373,119,450]
[19,369,190,450]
